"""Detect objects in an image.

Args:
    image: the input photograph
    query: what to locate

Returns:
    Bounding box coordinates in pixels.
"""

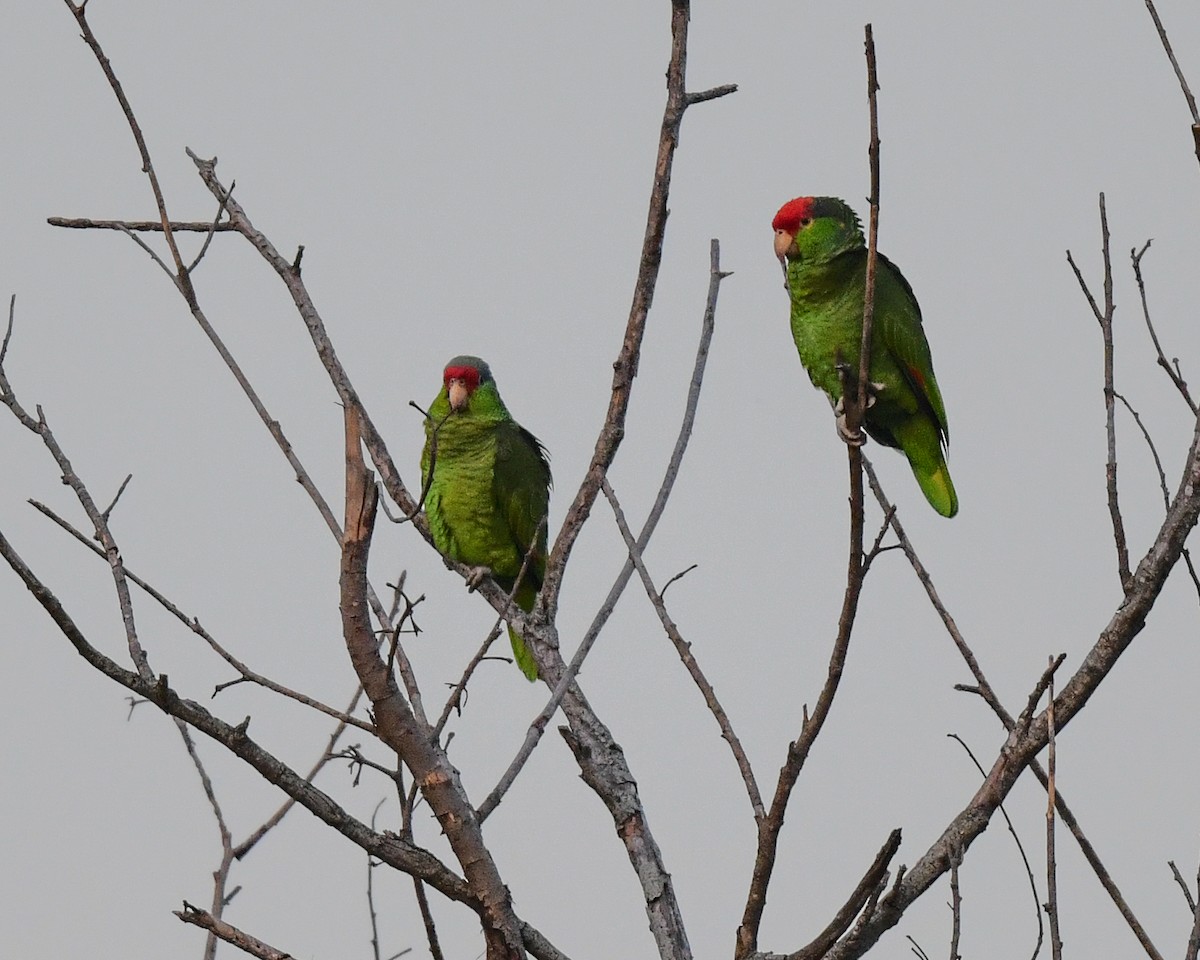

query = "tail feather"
[507,625,539,682]
[913,457,958,518]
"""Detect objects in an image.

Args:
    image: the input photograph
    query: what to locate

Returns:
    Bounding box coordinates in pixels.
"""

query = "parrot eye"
[800,218,811,227]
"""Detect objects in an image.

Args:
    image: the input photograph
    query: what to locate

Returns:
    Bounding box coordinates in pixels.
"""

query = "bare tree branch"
[1045,663,1063,960]
[339,408,526,960]
[63,1,192,288]
[947,735,1043,960]
[1131,241,1196,413]
[817,406,1200,958]
[1142,0,1200,165]
[1067,193,1130,589]
[789,830,903,960]
[478,238,726,823]
[28,498,373,730]
[602,477,763,820]
[232,684,368,861]
[538,0,736,620]
[59,0,427,722]
[0,354,152,680]
[177,722,233,960]
[737,30,881,957]
[48,216,238,232]
[947,845,962,960]
[1,294,16,370]
[176,902,297,960]
[1182,860,1200,960]
[865,456,1164,960]
[0,525,478,905]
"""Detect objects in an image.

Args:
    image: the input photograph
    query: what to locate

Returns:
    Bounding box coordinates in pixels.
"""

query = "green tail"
[505,578,540,681]
[912,457,958,518]
[507,625,539,682]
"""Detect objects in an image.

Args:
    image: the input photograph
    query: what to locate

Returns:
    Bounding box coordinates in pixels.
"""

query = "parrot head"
[442,355,494,412]
[772,196,864,273]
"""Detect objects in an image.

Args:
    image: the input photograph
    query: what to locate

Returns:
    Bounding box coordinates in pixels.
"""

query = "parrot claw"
[833,381,885,447]
[464,565,492,591]
[836,414,867,447]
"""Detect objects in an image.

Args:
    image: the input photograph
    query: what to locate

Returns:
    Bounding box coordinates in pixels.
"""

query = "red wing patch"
[905,363,928,394]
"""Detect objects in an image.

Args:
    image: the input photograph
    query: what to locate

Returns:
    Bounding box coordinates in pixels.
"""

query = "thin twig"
[856,23,881,428]
[188,180,235,273]
[176,902,296,960]
[1067,194,1130,589]
[177,721,234,960]
[48,216,239,232]
[1112,389,1200,603]
[0,295,16,370]
[367,799,387,960]
[1012,655,1066,745]
[28,499,373,731]
[948,845,962,960]
[907,937,932,960]
[1131,240,1196,413]
[233,683,368,860]
[1045,661,1063,960]
[99,474,132,522]
[602,477,763,820]
[63,2,192,289]
[1142,0,1200,164]
[947,735,1044,960]
[1187,861,1200,960]
[0,352,152,680]
[397,766,444,960]
[788,830,903,960]
[436,518,548,745]
[1170,861,1198,913]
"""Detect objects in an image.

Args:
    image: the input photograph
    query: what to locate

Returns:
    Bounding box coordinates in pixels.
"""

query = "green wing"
[492,421,552,592]
[493,422,550,682]
[872,253,950,444]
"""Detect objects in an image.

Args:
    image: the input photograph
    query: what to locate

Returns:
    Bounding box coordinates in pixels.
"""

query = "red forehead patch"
[772,196,815,232]
[443,364,481,389]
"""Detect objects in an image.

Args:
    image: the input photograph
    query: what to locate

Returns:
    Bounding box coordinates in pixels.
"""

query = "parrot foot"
[464,565,493,591]
[833,381,885,447]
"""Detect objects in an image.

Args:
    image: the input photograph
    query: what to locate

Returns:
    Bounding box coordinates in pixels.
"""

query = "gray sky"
[3,2,1200,958]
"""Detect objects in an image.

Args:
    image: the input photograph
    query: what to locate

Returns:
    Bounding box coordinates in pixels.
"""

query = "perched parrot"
[772,196,958,518]
[420,356,552,681]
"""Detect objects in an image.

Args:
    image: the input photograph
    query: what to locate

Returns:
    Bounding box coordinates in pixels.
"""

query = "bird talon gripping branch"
[464,566,492,591]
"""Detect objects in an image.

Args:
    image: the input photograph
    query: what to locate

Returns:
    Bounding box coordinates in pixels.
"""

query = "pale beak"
[448,378,470,411]
[774,229,795,287]
[773,229,795,261]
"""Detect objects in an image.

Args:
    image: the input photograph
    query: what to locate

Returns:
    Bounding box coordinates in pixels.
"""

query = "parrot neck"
[785,249,861,304]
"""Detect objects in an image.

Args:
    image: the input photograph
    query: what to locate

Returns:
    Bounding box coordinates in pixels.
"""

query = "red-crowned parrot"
[772,196,957,517]
[421,356,551,680]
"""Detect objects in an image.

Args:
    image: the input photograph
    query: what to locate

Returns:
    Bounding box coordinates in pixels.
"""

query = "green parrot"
[772,196,958,517]
[421,356,551,681]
